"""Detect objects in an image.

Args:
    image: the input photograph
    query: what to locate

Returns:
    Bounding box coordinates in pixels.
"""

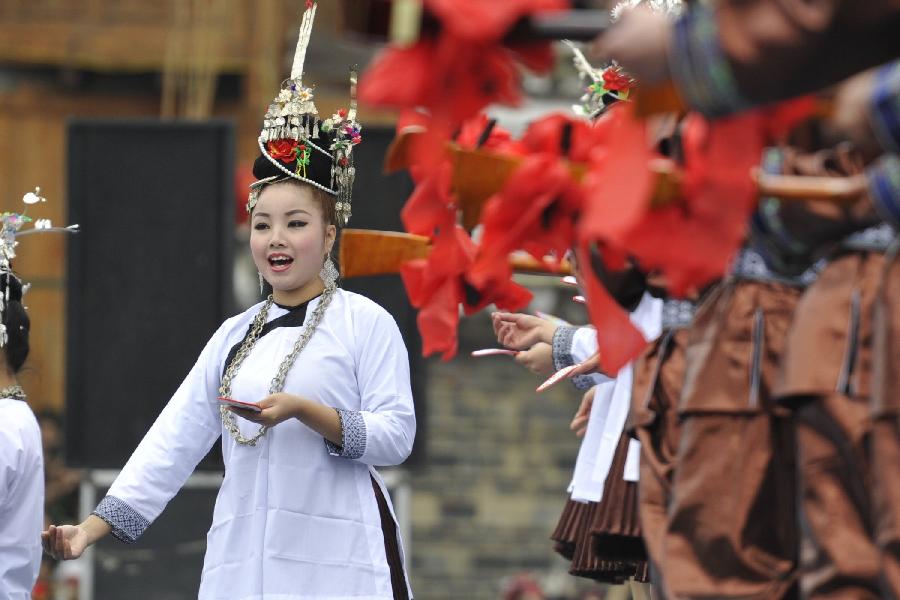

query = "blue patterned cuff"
[551,326,577,372]
[92,496,150,544]
[669,5,749,118]
[325,408,367,459]
[868,155,900,230]
[551,326,595,391]
[869,62,900,153]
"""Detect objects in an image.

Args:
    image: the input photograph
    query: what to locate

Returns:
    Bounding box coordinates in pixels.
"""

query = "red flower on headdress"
[601,66,634,93]
[267,139,299,164]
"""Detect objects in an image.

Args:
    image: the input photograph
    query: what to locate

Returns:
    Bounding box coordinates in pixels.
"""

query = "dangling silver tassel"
[258,272,265,295]
[319,256,339,290]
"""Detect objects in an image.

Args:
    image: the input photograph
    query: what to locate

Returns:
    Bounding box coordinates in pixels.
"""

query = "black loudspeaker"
[66,120,234,470]
[339,125,428,465]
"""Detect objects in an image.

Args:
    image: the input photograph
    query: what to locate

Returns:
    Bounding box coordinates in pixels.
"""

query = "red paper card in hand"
[217,397,262,413]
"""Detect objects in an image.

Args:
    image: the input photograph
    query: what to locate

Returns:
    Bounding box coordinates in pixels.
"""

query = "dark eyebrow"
[253,212,270,218]
[285,209,312,217]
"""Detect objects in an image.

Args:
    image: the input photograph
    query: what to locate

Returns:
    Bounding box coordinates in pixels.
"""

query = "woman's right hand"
[491,312,557,351]
[42,524,90,560]
[570,386,596,438]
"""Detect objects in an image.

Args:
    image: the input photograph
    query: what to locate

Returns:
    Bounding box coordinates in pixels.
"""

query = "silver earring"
[258,272,265,295]
[320,256,338,289]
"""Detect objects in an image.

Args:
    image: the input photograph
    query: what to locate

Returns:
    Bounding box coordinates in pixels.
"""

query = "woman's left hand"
[514,342,554,376]
[230,392,306,427]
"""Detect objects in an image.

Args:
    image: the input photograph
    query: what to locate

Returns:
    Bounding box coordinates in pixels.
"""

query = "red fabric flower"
[469,154,584,288]
[456,113,524,155]
[267,139,299,164]
[760,96,817,143]
[580,106,763,297]
[401,161,457,237]
[601,66,633,93]
[426,0,565,43]
[519,112,608,163]
[359,0,565,131]
[400,113,521,237]
[574,244,649,375]
[401,225,531,360]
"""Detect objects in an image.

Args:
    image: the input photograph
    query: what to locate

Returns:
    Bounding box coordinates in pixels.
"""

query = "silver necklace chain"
[0,384,26,401]
[218,284,336,446]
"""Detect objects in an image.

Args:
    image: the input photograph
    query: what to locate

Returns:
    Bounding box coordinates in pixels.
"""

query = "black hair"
[0,274,30,373]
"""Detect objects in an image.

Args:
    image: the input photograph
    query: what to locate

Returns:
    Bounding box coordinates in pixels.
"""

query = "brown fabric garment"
[590,434,646,560]
[552,496,649,584]
[551,498,589,561]
[371,476,409,600]
[630,328,690,596]
[574,433,649,583]
[778,252,885,400]
[551,435,649,584]
[871,418,900,599]
[778,252,885,598]
[872,246,900,418]
[666,280,800,599]
[871,245,900,599]
[715,0,900,105]
[794,394,880,599]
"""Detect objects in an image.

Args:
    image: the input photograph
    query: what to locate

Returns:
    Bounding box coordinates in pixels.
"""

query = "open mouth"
[268,253,294,272]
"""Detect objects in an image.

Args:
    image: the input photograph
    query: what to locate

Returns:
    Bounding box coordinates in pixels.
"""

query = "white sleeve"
[325,306,416,467]
[92,328,226,543]
[551,326,613,389]
[0,419,23,506]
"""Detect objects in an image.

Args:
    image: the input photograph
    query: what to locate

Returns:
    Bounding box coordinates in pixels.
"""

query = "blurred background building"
[0,1,623,598]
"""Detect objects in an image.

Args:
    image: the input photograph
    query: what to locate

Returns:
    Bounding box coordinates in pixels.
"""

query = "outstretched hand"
[492,312,558,351]
[570,386,596,437]
[42,524,89,561]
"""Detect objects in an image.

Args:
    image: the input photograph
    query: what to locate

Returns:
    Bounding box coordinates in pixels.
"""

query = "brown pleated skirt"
[551,435,649,584]
[665,279,800,599]
[629,327,690,594]
[551,498,591,561]
[871,244,900,598]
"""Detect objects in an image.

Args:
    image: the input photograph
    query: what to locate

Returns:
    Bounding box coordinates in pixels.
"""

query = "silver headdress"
[250,2,362,226]
[0,187,79,346]
[610,0,682,21]
[568,0,682,119]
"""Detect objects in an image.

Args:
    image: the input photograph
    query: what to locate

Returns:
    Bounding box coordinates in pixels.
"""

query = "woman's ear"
[325,224,337,256]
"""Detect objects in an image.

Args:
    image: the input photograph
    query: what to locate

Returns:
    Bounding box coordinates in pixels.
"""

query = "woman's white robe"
[94,290,416,599]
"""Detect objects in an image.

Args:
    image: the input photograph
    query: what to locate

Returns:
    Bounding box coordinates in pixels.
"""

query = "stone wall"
[404,305,601,599]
